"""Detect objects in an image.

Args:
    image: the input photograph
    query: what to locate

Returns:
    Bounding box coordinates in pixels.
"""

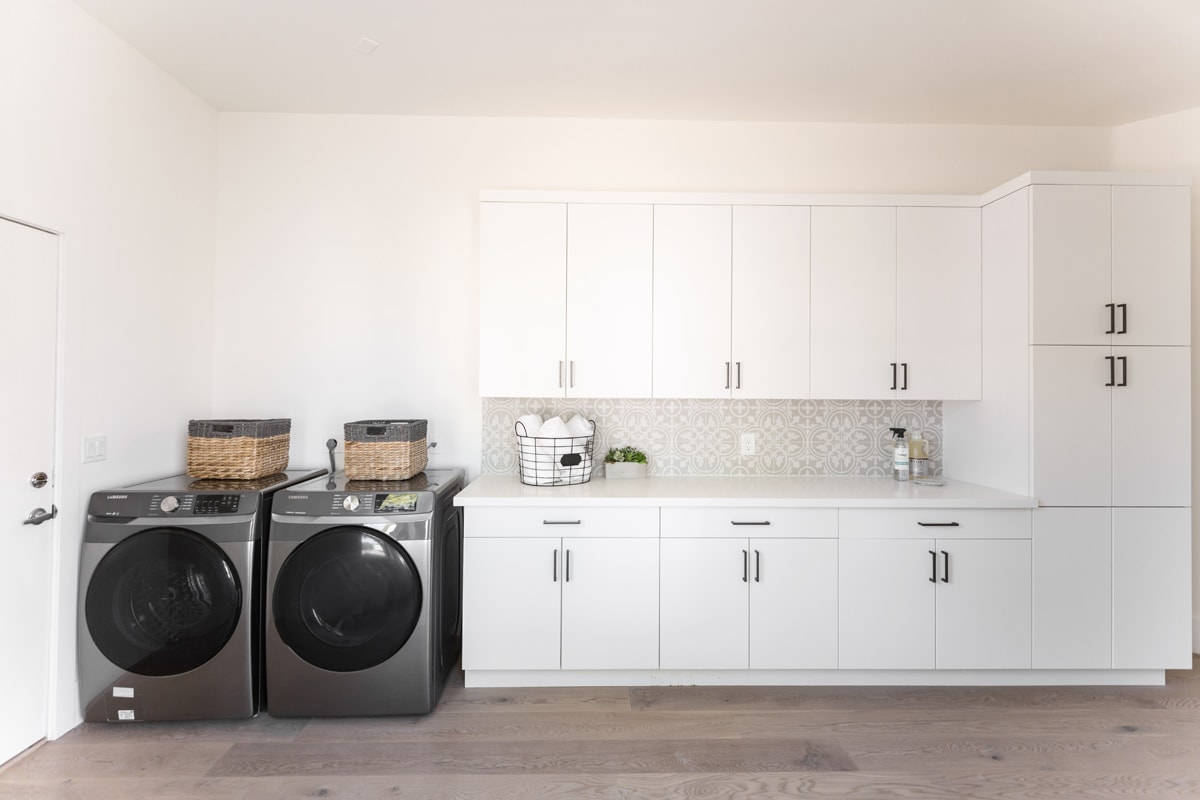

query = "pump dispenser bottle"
[890,427,909,481]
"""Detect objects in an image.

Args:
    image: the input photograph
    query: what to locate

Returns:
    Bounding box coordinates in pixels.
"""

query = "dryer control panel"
[87,492,255,518]
[275,490,434,516]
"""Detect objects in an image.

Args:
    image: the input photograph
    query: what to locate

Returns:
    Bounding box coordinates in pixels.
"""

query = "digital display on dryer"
[375,493,418,513]
[194,494,240,514]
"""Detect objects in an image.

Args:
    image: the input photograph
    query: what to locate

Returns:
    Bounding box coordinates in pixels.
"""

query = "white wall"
[0,0,217,736]
[215,114,1111,474]
[1111,107,1200,649]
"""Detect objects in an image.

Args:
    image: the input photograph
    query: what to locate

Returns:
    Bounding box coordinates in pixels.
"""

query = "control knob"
[342,495,360,512]
[160,495,180,513]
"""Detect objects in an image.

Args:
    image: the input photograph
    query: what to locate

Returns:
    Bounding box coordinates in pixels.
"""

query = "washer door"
[273,527,422,672]
[85,528,242,677]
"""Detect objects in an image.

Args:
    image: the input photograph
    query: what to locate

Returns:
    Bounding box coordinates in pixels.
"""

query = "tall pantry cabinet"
[945,173,1192,670]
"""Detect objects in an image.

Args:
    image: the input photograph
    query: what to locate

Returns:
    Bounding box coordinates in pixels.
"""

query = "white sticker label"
[117,710,136,721]
[112,687,134,698]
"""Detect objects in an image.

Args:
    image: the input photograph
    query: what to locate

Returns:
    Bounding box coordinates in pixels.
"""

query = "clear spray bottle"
[890,427,909,482]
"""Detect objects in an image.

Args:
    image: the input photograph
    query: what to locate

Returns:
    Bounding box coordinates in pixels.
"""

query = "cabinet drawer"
[465,506,658,538]
[839,508,1031,539]
[661,507,837,539]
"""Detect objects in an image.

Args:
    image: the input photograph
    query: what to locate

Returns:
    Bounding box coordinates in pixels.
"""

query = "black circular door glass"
[273,527,422,672]
[85,528,242,677]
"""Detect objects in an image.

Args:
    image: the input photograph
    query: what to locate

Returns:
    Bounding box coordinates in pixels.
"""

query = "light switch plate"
[83,435,107,463]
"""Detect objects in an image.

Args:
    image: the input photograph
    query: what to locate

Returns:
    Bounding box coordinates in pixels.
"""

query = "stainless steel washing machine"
[78,468,325,722]
[264,467,465,717]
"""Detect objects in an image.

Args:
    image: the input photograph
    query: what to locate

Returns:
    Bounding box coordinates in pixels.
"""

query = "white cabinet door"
[660,538,749,669]
[1111,186,1191,346]
[1029,185,1112,346]
[1111,346,1191,507]
[838,538,934,669]
[561,538,659,670]
[1030,346,1112,506]
[749,538,838,669]
[732,205,811,399]
[1113,508,1192,669]
[896,207,981,400]
[1032,508,1112,669]
[811,206,897,399]
[653,205,732,398]
[462,537,561,670]
[566,204,653,398]
[479,202,566,397]
[934,539,1031,669]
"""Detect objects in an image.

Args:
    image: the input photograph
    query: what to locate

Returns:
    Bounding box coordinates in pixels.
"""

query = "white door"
[1111,186,1191,346]
[731,205,811,399]
[1032,507,1112,669]
[838,538,934,669]
[0,218,57,763]
[810,206,897,399]
[896,207,982,400]
[566,204,653,398]
[561,538,658,669]
[1028,185,1111,345]
[478,202,566,397]
[462,537,561,670]
[749,538,838,669]
[934,539,1031,669]
[1030,346,1112,506]
[1111,346,1191,507]
[660,538,749,668]
[1113,508,1192,669]
[652,205,732,398]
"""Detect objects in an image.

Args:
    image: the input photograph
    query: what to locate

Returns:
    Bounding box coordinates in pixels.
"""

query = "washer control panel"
[87,492,251,518]
[275,490,432,516]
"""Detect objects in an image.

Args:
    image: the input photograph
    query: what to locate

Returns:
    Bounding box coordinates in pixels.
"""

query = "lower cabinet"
[1033,506,1192,669]
[838,510,1032,670]
[462,508,659,671]
[659,508,839,670]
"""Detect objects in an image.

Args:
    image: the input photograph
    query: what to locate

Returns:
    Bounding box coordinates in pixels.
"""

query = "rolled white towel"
[537,416,570,438]
[516,413,543,437]
[564,414,593,438]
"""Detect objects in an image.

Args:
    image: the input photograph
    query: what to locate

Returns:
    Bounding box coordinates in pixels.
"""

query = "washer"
[78,468,325,722]
[265,468,465,717]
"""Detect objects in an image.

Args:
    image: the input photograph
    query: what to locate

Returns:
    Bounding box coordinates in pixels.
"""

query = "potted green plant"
[604,445,648,479]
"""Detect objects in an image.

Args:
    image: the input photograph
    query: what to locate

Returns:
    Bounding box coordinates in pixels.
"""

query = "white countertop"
[454,474,1037,509]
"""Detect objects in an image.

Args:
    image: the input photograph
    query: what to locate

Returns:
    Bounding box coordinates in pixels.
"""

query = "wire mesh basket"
[515,419,595,486]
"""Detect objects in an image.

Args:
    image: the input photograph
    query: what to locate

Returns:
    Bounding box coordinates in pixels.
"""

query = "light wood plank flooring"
[2,657,1198,799]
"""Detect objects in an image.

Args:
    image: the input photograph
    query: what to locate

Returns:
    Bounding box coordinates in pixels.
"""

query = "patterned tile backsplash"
[482,398,942,477]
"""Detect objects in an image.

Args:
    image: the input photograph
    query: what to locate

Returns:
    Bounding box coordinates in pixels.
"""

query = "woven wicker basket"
[343,419,428,481]
[186,419,291,480]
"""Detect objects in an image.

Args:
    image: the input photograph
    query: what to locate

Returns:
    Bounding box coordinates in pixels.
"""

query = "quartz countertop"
[454,474,1037,509]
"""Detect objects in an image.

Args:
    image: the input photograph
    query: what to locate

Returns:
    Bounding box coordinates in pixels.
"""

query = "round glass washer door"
[85,528,242,677]
[272,526,422,672]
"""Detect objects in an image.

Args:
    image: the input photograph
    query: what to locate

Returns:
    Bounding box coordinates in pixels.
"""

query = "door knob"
[24,506,57,526]
[30,471,49,489]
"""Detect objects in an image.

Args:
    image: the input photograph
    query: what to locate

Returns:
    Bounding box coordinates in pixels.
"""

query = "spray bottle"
[890,427,909,482]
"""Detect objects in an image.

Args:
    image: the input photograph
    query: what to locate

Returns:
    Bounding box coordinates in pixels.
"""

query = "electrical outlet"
[740,432,756,456]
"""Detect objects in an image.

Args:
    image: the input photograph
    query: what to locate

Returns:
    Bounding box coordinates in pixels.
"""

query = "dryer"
[78,469,325,722]
[264,468,464,716]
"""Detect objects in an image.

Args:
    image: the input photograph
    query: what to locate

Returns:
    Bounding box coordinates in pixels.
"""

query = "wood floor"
[2,657,1198,799]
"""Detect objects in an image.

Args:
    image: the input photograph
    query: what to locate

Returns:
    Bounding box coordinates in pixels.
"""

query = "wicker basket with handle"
[343,419,428,481]
[186,418,291,480]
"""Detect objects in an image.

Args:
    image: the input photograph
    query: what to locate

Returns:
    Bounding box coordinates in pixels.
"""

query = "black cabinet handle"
[565,549,571,582]
[890,362,897,391]
[730,520,771,526]
[917,521,960,527]
[941,550,950,583]
[1106,303,1116,334]
[1118,355,1128,387]
[929,550,937,583]
[725,361,731,390]
[755,549,761,583]
[552,548,558,582]
[1117,303,1128,334]
[901,362,908,391]
[1105,355,1115,387]
[736,361,742,390]
[742,549,749,583]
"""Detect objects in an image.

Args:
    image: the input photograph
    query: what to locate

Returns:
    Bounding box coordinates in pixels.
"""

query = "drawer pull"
[917,521,960,527]
[543,520,582,525]
[730,520,771,526]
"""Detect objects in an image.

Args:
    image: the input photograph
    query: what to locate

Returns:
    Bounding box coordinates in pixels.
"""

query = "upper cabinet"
[811,206,981,400]
[479,201,653,398]
[1030,185,1190,346]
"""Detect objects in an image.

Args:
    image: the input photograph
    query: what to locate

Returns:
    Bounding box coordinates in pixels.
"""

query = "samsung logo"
[106,494,129,500]
[288,494,308,500]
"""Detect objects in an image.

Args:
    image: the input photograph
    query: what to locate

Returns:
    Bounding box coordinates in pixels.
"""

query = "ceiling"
[71,0,1200,126]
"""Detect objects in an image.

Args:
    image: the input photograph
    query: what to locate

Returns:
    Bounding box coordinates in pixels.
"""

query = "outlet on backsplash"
[740,432,756,456]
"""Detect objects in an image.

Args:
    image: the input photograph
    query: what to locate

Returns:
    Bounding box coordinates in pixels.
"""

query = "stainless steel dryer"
[265,468,465,716]
[78,468,325,722]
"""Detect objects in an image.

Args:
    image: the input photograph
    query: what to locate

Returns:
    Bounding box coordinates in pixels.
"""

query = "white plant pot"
[604,461,647,479]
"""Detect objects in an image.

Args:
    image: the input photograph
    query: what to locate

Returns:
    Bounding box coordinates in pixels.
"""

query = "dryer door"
[272,526,423,672]
[84,528,242,676]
